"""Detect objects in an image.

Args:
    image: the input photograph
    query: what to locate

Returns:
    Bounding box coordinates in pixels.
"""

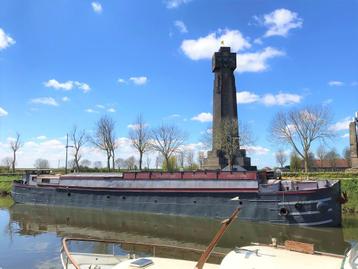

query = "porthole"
[279,207,289,216]
[67,192,71,197]
[154,200,158,203]
[193,200,197,204]
[122,196,126,200]
[106,195,110,199]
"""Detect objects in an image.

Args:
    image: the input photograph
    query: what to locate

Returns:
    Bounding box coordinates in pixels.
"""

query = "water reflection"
[9,203,349,254]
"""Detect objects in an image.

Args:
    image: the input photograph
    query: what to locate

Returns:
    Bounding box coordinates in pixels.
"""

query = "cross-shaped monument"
[203,46,256,171]
[349,112,358,169]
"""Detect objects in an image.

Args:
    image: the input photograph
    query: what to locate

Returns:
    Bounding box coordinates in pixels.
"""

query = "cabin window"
[41,178,50,183]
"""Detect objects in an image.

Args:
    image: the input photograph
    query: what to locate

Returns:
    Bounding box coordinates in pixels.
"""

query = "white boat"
[60,237,358,269]
[60,202,358,269]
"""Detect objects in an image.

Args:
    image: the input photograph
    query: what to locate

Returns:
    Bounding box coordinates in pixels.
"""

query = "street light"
[65,133,74,174]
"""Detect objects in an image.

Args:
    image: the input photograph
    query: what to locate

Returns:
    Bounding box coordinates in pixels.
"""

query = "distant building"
[306,159,350,172]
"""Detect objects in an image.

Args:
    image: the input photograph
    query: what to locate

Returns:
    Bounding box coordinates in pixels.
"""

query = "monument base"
[352,158,358,169]
[203,149,256,171]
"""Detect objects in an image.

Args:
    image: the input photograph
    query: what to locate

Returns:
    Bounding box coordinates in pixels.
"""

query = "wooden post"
[194,204,241,269]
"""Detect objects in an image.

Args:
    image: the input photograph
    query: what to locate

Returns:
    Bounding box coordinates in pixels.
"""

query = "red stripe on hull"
[15,184,259,193]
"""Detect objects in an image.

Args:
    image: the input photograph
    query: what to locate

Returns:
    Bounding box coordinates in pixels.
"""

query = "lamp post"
[65,133,74,174]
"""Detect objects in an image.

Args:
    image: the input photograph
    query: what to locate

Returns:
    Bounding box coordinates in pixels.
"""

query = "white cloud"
[91,2,103,13]
[36,136,47,140]
[328,80,344,87]
[174,20,188,33]
[236,47,284,73]
[44,79,90,93]
[96,104,105,109]
[329,117,351,132]
[31,97,58,106]
[181,29,251,60]
[244,145,270,155]
[107,108,116,113]
[85,108,98,113]
[0,28,15,50]
[236,91,259,104]
[118,78,126,84]
[165,0,191,9]
[0,106,8,117]
[341,133,349,138]
[44,79,73,90]
[236,91,302,106]
[129,76,148,85]
[74,81,91,93]
[323,99,333,106]
[260,9,303,37]
[253,38,263,45]
[128,124,139,130]
[62,96,70,102]
[261,93,302,106]
[191,112,213,122]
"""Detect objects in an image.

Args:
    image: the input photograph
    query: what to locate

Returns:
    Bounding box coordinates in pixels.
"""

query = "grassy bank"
[0,196,14,208]
[0,175,19,194]
[341,179,358,214]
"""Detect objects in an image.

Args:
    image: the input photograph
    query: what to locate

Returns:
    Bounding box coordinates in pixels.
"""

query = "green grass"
[0,196,14,208]
[0,175,19,194]
[341,179,358,214]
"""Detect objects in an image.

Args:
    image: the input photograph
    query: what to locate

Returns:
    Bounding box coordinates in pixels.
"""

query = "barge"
[12,170,343,227]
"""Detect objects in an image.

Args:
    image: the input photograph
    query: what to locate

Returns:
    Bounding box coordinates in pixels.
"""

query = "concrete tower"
[203,47,255,171]
[349,112,358,169]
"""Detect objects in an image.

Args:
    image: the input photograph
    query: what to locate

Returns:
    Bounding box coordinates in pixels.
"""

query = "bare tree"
[145,155,151,169]
[269,106,333,173]
[343,146,351,167]
[34,158,50,169]
[10,133,23,173]
[115,158,126,170]
[1,157,12,172]
[326,148,340,171]
[275,149,287,168]
[186,150,194,168]
[202,120,254,151]
[198,151,205,169]
[125,156,137,170]
[214,119,239,170]
[80,159,91,168]
[316,144,327,169]
[176,150,185,169]
[129,114,151,170]
[151,123,186,171]
[155,155,163,169]
[70,126,87,172]
[290,151,302,172]
[93,161,103,169]
[92,115,116,171]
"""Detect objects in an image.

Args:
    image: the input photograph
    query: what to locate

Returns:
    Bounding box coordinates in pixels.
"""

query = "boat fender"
[279,207,289,216]
[337,191,348,204]
[316,201,329,213]
[295,202,303,210]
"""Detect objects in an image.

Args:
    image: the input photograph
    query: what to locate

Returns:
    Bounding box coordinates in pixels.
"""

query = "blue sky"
[0,0,357,168]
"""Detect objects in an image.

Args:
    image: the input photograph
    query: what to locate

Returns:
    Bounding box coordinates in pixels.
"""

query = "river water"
[1,196,358,269]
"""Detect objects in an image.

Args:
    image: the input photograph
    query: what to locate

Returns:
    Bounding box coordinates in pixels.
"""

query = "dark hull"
[11,181,342,227]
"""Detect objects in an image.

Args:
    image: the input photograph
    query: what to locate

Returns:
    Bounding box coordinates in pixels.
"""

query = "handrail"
[62,238,81,269]
[61,237,225,258]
